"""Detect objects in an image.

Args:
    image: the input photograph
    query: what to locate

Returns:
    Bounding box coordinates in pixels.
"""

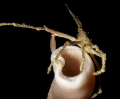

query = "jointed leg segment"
[80,45,85,72]
[47,40,85,74]
[47,41,70,74]
[0,23,76,41]
[90,54,102,98]
[0,22,45,31]
[91,45,106,75]
[50,34,56,53]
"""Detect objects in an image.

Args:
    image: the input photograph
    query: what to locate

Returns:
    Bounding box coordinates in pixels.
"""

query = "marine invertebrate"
[0,5,106,98]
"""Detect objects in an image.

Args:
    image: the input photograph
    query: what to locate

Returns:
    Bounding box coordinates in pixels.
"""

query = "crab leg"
[50,34,56,53]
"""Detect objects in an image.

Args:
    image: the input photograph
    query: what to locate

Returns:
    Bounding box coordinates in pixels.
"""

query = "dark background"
[0,0,119,99]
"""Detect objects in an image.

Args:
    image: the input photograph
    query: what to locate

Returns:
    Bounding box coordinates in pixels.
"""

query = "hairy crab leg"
[0,22,45,31]
[90,54,102,98]
[80,45,85,72]
[47,41,70,74]
[0,23,76,41]
[47,40,86,74]
[50,34,56,53]
[44,26,76,41]
[92,45,106,75]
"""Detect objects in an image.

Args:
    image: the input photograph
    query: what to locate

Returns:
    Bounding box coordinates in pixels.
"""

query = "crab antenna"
[65,4,82,28]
